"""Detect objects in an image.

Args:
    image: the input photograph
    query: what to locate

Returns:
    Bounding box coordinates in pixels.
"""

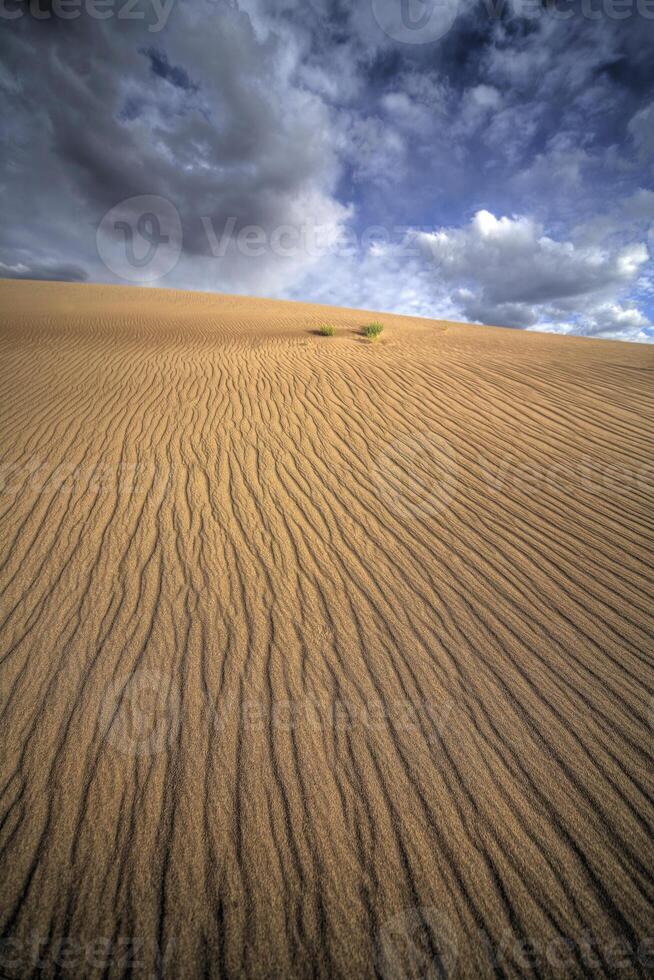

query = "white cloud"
[533,304,652,342]
[380,92,433,132]
[584,303,650,338]
[513,134,590,194]
[338,113,407,183]
[458,84,503,133]
[410,211,649,328]
[629,102,654,162]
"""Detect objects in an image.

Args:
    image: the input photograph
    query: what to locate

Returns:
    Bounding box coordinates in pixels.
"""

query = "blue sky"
[1,0,654,340]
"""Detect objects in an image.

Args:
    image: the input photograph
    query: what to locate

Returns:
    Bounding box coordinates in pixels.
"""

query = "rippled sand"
[1,279,653,978]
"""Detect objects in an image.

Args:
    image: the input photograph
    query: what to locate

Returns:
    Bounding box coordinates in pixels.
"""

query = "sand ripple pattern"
[0,281,653,979]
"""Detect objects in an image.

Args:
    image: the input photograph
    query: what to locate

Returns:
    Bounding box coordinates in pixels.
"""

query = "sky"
[1,0,654,341]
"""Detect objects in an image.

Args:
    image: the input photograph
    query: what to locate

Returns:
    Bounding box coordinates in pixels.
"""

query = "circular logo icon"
[99,668,181,757]
[371,0,459,44]
[373,431,459,521]
[377,907,459,979]
[96,195,182,282]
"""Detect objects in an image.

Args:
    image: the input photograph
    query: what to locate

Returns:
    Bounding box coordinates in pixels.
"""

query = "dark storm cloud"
[0,0,346,293]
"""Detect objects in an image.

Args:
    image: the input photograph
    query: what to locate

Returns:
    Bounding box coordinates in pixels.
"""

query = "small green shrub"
[363,322,384,340]
[318,325,335,336]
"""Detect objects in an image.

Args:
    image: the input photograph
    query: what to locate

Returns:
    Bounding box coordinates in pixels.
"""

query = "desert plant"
[363,322,384,340]
[318,325,335,336]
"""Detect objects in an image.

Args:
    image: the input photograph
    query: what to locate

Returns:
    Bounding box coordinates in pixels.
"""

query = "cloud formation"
[1,0,652,341]
[413,211,650,338]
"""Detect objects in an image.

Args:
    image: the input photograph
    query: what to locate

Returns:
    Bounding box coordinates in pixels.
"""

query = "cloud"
[380,92,434,133]
[629,101,654,161]
[513,134,591,196]
[409,210,650,333]
[577,303,651,340]
[339,113,407,183]
[0,1,349,293]
[0,261,89,283]
[458,83,502,132]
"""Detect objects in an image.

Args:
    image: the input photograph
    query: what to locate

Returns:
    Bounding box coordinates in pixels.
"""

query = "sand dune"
[1,279,653,979]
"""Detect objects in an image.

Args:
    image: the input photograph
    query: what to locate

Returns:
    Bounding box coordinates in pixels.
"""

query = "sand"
[0,278,653,979]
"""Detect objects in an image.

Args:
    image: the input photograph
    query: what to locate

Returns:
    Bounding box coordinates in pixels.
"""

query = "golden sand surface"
[1,279,653,978]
